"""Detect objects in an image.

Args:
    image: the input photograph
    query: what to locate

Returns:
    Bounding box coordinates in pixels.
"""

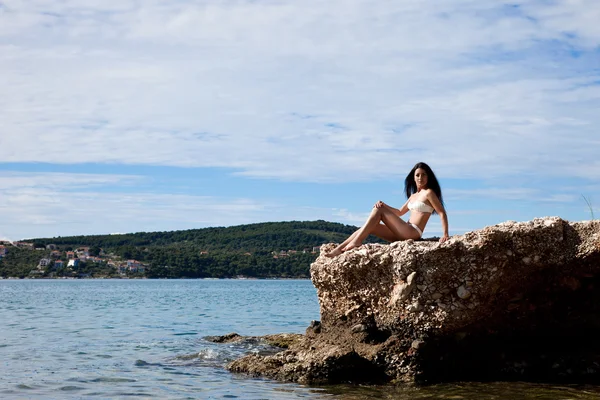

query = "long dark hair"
[404,162,444,213]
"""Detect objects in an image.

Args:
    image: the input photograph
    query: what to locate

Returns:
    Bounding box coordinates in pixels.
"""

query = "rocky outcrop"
[227,217,600,384]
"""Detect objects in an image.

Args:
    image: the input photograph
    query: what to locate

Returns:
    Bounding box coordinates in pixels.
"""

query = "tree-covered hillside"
[31,220,359,251]
[1,220,381,279]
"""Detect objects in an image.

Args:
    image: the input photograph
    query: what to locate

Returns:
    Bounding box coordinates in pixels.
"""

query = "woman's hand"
[439,234,449,243]
[374,200,386,209]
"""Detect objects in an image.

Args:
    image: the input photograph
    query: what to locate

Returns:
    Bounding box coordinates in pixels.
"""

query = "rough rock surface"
[206,333,303,349]
[227,217,600,384]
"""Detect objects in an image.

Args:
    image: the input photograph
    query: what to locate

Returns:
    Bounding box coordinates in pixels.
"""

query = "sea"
[1,279,600,399]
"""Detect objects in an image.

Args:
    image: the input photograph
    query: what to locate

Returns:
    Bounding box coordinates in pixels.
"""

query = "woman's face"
[414,168,428,188]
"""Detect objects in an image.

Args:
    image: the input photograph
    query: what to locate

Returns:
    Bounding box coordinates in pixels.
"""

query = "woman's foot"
[324,247,344,258]
[342,240,361,252]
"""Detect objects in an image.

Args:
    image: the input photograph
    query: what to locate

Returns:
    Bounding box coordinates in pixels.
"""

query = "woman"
[325,162,449,257]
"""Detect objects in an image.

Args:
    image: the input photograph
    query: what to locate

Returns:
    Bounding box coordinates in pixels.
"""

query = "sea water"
[1,279,599,399]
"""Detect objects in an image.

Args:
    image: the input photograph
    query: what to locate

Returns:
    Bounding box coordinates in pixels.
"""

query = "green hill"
[1,221,381,279]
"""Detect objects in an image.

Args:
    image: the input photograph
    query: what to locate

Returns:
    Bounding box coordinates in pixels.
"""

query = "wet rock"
[205,332,243,343]
[263,334,304,349]
[205,332,302,348]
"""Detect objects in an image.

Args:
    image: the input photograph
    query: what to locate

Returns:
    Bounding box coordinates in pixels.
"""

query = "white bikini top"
[408,201,434,214]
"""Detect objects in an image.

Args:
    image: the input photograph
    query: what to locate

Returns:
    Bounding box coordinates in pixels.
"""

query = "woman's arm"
[427,191,449,243]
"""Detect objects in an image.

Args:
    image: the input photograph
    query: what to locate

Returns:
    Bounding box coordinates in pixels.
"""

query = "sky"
[0,0,599,241]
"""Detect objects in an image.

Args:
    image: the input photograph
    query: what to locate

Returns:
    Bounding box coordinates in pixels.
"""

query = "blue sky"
[0,0,599,240]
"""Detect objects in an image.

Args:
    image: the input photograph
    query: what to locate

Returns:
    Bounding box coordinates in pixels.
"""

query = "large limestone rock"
[228,217,600,384]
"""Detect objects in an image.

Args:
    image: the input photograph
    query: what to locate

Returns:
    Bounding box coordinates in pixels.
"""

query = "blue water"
[2,279,600,399]
[0,279,323,399]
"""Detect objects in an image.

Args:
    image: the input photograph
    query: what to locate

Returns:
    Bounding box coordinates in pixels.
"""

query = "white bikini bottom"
[408,223,423,238]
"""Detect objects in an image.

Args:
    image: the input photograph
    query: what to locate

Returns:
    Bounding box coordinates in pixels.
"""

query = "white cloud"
[0,0,598,183]
[332,208,371,224]
[0,172,372,239]
[0,172,266,238]
[0,171,141,189]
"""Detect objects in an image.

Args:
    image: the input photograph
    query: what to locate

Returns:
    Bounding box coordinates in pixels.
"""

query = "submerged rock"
[205,332,303,348]
[227,217,600,384]
[205,333,244,343]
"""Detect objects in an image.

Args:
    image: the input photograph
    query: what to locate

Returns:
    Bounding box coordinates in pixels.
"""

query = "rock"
[351,323,368,333]
[263,334,304,349]
[560,276,581,291]
[205,332,302,348]
[457,285,471,299]
[306,320,322,335]
[406,301,422,313]
[227,218,600,385]
[205,332,243,343]
[390,271,417,304]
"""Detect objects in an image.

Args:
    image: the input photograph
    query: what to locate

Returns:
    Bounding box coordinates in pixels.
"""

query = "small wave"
[58,386,84,392]
[175,348,220,361]
[90,377,137,383]
[173,332,198,336]
[197,348,221,360]
[113,392,156,397]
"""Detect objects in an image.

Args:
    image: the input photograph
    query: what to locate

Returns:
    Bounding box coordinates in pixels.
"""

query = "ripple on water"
[113,392,156,397]
[89,377,138,383]
[175,348,221,361]
[58,386,85,392]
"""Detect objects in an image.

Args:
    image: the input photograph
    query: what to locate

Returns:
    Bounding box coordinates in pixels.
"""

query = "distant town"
[0,241,148,278]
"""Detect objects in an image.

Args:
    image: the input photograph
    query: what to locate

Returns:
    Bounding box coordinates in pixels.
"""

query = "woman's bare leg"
[325,206,420,257]
[341,208,386,252]
[325,222,401,257]
[325,208,384,257]
[343,207,420,251]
